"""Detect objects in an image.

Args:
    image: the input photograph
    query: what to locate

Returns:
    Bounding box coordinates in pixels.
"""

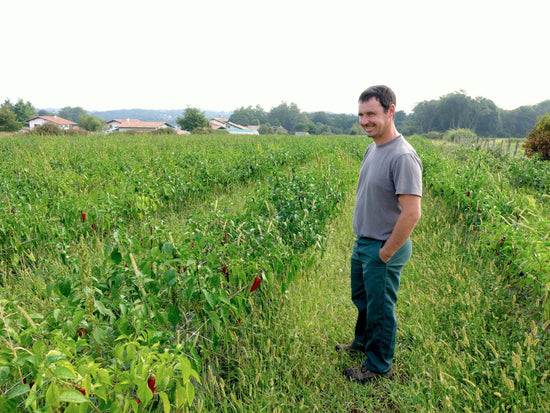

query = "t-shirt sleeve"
[393,153,423,196]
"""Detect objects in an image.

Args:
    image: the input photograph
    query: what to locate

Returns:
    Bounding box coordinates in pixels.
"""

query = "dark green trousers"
[350,237,412,373]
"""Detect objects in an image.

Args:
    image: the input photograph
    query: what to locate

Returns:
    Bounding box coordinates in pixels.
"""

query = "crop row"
[0,134,362,411]
[0,134,361,276]
[413,137,549,309]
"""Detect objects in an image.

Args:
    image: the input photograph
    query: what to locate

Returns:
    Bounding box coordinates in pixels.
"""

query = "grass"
[196,188,549,412]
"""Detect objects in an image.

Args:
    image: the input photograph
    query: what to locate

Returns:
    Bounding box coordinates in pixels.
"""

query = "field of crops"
[0,133,548,411]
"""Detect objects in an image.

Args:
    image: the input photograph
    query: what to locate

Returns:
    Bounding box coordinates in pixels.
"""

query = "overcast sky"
[1,0,548,114]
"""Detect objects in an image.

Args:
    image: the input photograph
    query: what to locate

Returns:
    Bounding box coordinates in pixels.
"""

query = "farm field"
[0,133,548,412]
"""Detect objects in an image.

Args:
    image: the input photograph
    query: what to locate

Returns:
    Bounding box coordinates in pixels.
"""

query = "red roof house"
[26,115,77,131]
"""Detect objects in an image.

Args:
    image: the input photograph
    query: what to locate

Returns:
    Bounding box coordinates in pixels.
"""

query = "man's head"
[358,85,398,143]
[358,85,396,113]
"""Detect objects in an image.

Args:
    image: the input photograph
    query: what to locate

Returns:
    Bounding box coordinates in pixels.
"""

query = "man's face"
[358,98,394,141]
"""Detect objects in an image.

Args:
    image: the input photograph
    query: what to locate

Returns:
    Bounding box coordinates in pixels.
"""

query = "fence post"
[514,141,519,157]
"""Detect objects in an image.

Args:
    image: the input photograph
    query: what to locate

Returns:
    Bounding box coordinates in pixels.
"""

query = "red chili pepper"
[75,387,86,396]
[147,376,156,393]
[22,377,35,388]
[81,212,86,222]
[78,329,88,337]
[250,277,261,292]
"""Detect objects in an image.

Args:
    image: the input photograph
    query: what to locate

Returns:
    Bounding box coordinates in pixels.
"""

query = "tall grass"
[197,189,548,411]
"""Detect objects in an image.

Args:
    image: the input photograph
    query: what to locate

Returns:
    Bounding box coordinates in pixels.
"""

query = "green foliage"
[524,113,550,160]
[407,92,547,138]
[229,105,267,126]
[423,131,443,140]
[1,133,546,411]
[150,127,177,135]
[348,122,363,135]
[13,99,37,123]
[0,105,21,132]
[258,123,274,135]
[58,107,87,123]
[415,137,550,293]
[176,107,209,132]
[78,113,104,132]
[30,123,65,135]
[267,102,305,132]
[442,128,477,142]
[0,133,362,409]
[38,109,55,116]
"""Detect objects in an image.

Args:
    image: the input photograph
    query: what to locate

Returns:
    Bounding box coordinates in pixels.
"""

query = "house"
[25,115,77,131]
[105,119,174,133]
[210,118,259,135]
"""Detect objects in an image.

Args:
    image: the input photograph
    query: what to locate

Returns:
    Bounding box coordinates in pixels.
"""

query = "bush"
[31,123,65,135]
[443,128,477,143]
[150,127,177,135]
[524,114,550,160]
[424,131,443,140]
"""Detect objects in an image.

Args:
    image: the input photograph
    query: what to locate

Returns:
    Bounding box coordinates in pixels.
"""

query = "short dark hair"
[358,85,396,112]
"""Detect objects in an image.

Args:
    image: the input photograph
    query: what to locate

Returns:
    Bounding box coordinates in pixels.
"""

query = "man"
[339,85,422,383]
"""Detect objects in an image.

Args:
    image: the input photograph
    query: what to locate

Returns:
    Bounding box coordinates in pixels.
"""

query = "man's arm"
[379,194,422,263]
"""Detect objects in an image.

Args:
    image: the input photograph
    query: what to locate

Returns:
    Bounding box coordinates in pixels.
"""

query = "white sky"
[1,0,549,114]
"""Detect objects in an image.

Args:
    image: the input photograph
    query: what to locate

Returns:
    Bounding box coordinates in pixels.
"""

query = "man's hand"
[379,248,392,263]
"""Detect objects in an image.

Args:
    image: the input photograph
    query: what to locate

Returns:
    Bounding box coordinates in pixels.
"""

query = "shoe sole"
[343,368,393,383]
[335,344,365,354]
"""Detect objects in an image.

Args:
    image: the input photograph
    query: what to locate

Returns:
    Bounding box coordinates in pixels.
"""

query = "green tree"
[524,114,550,160]
[259,123,274,135]
[176,107,209,132]
[471,97,501,137]
[501,106,537,138]
[0,105,21,131]
[436,91,476,131]
[409,100,439,133]
[309,111,330,125]
[394,110,407,131]
[13,99,36,123]
[229,105,267,126]
[2,99,14,111]
[58,106,87,123]
[268,102,305,132]
[79,113,104,131]
[349,122,364,135]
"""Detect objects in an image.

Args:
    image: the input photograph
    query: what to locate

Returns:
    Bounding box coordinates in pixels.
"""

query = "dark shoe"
[343,365,393,383]
[335,343,365,353]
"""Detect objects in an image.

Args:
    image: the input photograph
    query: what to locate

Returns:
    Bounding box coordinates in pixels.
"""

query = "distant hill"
[89,109,233,126]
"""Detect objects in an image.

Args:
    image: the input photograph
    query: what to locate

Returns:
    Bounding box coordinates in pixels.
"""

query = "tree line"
[2,92,549,138]
[399,91,550,138]
[224,93,550,138]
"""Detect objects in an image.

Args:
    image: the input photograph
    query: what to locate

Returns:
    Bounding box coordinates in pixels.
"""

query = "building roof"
[210,118,251,130]
[116,120,171,129]
[25,115,77,125]
[105,119,140,124]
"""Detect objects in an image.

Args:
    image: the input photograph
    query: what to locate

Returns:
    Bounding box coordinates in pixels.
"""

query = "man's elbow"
[407,208,421,225]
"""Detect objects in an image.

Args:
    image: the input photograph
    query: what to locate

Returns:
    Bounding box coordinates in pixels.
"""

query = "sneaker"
[335,343,365,354]
[343,365,393,383]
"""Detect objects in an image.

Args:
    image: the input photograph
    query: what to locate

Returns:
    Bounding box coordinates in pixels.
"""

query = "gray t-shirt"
[353,135,423,240]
